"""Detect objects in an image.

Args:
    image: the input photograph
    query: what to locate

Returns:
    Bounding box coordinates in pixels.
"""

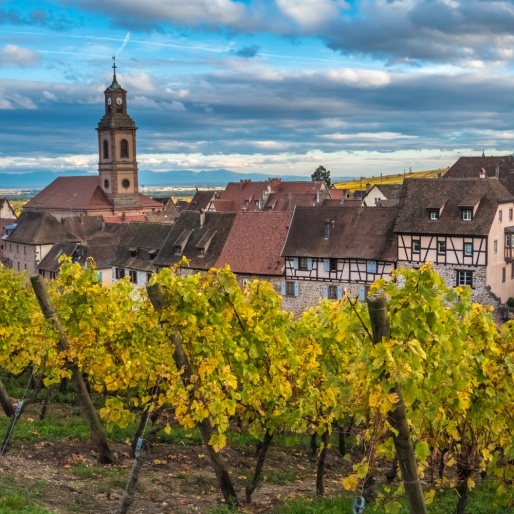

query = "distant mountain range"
[0,169,352,189]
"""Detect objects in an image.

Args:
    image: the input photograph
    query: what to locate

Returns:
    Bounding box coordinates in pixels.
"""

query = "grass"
[272,481,514,513]
[0,475,52,514]
[334,168,446,191]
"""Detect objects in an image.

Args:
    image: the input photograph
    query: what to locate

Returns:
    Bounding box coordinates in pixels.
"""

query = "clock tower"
[97,57,139,208]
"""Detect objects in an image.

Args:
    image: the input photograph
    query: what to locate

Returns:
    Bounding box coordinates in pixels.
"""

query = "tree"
[311,165,332,188]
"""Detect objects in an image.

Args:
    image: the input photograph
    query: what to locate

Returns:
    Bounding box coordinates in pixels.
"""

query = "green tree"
[311,165,332,187]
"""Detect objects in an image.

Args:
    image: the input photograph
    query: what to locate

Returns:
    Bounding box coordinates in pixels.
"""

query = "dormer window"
[429,210,439,221]
[173,229,194,256]
[461,209,473,221]
[129,247,137,257]
[196,230,216,257]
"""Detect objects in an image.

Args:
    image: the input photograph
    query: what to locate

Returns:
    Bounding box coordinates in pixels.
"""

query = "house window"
[103,140,109,159]
[462,209,472,221]
[457,270,473,287]
[494,240,498,254]
[510,208,513,221]
[464,243,473,257]
[512,263,514,280]
[367,260,377,273]
[437,241,446,255]
[115,268,125,279]
[429,210,439,220]
[503,267,506,283]
[506,235,511,248]
[328,285,338,299]
[299,257,308,270]
[330,258,337,272]
[242,278,249,287]
[120,139,129,158]
[129,270,137,284]
[23,246,26,255]
[499,210,503,222]
[282,281,298,297]
[412,240,421,254]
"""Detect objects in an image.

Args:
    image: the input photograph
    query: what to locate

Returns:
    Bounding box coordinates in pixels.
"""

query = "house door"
[358,285,366,301]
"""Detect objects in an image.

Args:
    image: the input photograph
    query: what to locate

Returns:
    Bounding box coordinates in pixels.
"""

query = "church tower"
[97,58,140,208]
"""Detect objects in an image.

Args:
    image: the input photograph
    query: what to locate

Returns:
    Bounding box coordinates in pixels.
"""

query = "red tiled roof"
[24,176,110,210]
[216,211,292,276]
[24,176,163,212]
[210,179,327,212]
[103,214,148,223]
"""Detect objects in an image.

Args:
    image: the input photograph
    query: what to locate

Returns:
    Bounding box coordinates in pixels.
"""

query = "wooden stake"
[367,293,427,514]
[30,275,114,464]
[147,283,238,508]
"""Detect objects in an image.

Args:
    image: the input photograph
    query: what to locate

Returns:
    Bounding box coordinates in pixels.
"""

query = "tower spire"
[110,56,120,90]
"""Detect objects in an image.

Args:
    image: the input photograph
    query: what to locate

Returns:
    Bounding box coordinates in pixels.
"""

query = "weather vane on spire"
[112,55,117,82]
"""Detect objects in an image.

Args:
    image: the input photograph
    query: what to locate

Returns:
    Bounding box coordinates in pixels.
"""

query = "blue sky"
[2,0,514,179]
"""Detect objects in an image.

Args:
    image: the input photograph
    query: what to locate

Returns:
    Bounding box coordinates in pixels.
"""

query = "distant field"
[334,168,446,190]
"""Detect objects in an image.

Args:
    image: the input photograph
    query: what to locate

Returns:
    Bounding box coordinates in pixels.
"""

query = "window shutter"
[322,284,328,299]
[358,286,366,301]
[307,258,313,271]
[324,259,330,272]
[280,281,286,296]
[294,281,299,297]
[367,260,377,273]
[337,286,343,299]
[293,258,299,270]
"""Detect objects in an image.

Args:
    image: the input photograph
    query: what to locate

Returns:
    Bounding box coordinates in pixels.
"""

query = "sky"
[2,0,514,180]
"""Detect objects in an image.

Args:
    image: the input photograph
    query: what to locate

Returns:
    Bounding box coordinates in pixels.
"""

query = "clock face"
[116,97,123,105]
[107,97,112,105]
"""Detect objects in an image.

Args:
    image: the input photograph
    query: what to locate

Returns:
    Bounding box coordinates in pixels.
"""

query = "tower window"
[104,179,109,189]
[120,139,129,158]
[122,179,130,189]
[103,140,109,159]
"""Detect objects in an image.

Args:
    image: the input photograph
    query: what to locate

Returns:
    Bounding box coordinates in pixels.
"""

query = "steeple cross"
[112,55,118,83]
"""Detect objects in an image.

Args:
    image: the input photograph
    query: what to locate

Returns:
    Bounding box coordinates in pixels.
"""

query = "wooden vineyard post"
[30,275,114,465]
[0,377,14,417]
[147,283,238,508]
[367,293,427,514]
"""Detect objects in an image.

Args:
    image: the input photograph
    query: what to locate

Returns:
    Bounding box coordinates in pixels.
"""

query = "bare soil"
[0,426,351,514]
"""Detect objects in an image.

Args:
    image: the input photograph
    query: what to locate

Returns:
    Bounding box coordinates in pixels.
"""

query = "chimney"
[496,163,500,179]
[324,219,331,239]
[121,212,126,221]
[199,209,205,228]
[366,182,371,193]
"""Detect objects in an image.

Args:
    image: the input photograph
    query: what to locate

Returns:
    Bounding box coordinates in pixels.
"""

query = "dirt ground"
[0,429,351,514]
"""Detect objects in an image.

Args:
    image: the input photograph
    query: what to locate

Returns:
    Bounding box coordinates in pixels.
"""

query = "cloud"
[75,0,250,30]
[236,45,260,59]
[322,0,514,66]
[276,0,347,32]
[0,45,40,67]
[0,8,76,31]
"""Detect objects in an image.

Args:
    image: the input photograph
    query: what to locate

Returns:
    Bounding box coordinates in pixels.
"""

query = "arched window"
[103,140,109,159]
[120,139,129,158]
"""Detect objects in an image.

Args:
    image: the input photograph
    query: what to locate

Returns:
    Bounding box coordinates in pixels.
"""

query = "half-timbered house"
[215,211,292,289]
[281,206,398,314]
[395,177,514,309]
